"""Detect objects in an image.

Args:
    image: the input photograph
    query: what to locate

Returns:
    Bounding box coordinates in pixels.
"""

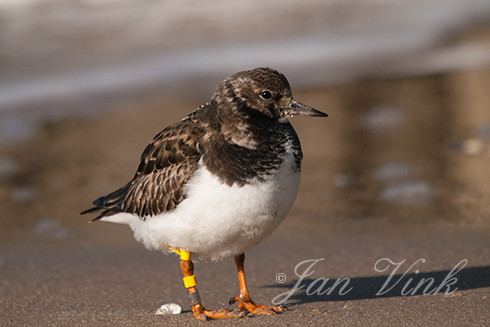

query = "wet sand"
[1,70,490,326]
[2,223,489,327]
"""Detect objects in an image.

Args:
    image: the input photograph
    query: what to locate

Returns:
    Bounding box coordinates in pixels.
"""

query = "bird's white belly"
[103,155,300,261]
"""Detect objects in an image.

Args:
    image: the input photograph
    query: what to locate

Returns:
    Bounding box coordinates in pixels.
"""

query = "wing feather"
[81,114,205,220]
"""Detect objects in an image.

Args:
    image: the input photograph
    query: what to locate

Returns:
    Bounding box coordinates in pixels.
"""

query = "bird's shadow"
[264,265,490,305]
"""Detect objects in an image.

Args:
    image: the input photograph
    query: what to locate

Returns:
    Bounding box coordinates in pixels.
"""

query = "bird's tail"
[80,183,131,221]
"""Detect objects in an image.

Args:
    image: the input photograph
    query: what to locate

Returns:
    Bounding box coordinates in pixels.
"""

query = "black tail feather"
[81,183,131,220]
[90,209,112,222]
[80,206,101,215]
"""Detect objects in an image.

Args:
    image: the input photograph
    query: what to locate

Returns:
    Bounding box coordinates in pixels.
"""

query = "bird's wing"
[81,115,204,220]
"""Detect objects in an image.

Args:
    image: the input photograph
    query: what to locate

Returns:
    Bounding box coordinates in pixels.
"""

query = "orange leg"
[229,253,286,315]
[177,251,244,321]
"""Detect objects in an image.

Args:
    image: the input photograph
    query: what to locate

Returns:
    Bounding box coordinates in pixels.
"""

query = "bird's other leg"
[229,253,286,315]
[170,248,243,321]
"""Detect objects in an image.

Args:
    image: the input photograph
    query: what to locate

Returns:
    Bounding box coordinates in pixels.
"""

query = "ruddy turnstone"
[82,67,327,321]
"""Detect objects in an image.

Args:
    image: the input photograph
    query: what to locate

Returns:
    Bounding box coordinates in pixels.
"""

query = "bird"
[81,67,327,321]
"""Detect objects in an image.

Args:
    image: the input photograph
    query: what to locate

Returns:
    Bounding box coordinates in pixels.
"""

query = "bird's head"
[213,67,327,120]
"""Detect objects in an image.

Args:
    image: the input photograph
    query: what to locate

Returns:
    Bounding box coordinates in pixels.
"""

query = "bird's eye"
[260,91,272,100]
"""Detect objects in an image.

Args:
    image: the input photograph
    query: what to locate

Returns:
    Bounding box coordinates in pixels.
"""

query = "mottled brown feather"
[83,108,206,220]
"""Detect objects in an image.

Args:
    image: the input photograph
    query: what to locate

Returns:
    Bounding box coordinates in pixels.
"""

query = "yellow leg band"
[168,247,191,261]
[183,275,197,288]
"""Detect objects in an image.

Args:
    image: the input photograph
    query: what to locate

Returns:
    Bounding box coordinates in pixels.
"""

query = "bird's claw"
[192,304,245,321]
[228,295,287,315]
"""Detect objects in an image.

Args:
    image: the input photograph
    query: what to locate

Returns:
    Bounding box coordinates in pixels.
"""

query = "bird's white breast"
[102,142,301,261]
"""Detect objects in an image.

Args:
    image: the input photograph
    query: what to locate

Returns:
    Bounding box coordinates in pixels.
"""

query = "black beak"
[283,99,328,118]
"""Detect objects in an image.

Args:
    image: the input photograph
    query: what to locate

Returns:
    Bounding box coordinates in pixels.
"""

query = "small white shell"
[155,303,182,315]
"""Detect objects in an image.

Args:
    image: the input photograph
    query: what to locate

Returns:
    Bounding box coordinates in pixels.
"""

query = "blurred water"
[374,163,411,181]
[0,157,17,181]
[1,0,490,143]
[0,0,489,232]
[380,181,433,205]
[364,107,404,132]
[32,218,68,240]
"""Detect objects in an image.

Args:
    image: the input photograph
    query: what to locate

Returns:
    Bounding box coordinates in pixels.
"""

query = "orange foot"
[229,296,287,315]
[192,304,245,321]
